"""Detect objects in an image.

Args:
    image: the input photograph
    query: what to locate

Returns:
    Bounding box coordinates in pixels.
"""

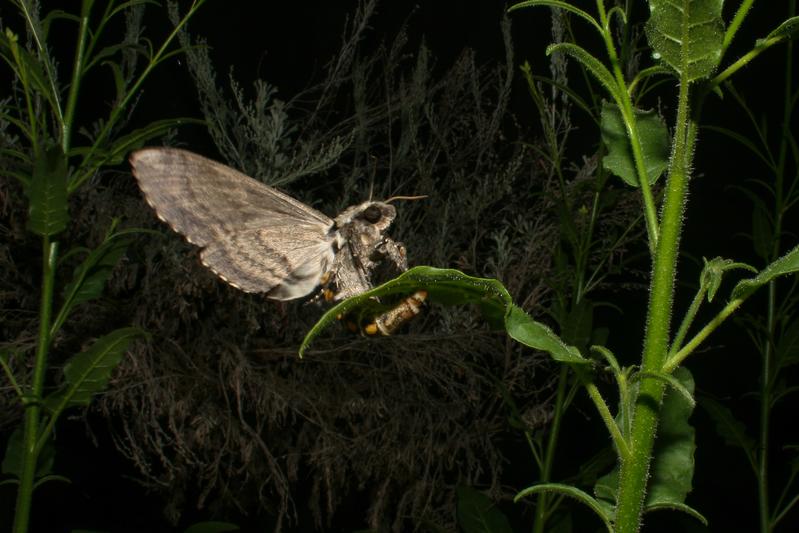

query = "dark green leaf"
[776,318,799,369]
[26,146,69,236]
[505,305,588,364]
[44,328,146,412]
[698,396,756,468]
[182,522,240,533]
[646,0,725,81]
[69,118,204,191]
[732,244,799,299]
[751,205,774,261]
[1,427,24,477]
[1,426,54,479]
[57,229,136,334]
[456,486,513,533]
[601,101,670,187]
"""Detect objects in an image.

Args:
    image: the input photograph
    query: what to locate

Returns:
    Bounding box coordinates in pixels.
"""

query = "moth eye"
[361,205,383,224]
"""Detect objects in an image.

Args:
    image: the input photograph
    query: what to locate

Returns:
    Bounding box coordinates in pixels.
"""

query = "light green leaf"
[508,1,602,35]
[758,16,799,47]
[546,43,625,106]
[299,267,510,356]
[596,369,698,518]
[699,257,756,303]
[600,101,670,187]
[515,483,614,532]
[644,501,708,525]
[456,486,513,533]
[646,0,725,81]
[646,368,696,509]
[505,305,588,364]
[732,243,799,299]
[633,370,696,408]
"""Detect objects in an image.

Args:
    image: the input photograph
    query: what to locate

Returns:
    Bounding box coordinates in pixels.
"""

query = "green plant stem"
[759,281,775,533]
[61,0,92,152]
[12,238,59,533]
[595,0,660,251]
[669,285,706,357]
[533,365,569,533]
[614,73,695,533]
[722,0,756,54]
[663,297,744,373]
[758,7,793,529]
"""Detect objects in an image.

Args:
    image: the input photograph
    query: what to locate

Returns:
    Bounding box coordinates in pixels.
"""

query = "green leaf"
[600,101,670,187]
[456,486,513,533]
[596,369,699,521]
[26,146,69,236]
[44,327,146,412]
[505,305,588,364]
[757,16,799,47]
[508,1,602,35]
[698,396,756,469]
[699,257,756,302]
[1,427,54,478]
[646,0,725,81]
[546,43,625,106]
[182,522,240,533]
[644,501,707,525]
[0,29,60,113]
[515,483,614,532]
[55,227,138,335]
[776,318,799,369]
[645,367,696,509]
[633,370,696,408]
[299,267,510,356]
[732,243,799,299]
[69,118,204,192]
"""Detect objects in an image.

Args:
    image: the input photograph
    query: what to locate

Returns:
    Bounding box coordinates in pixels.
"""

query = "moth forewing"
[130,147,408,303]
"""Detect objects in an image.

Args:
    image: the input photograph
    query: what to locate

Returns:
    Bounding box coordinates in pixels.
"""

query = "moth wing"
[200,226,336,298]
[130,147,333,247]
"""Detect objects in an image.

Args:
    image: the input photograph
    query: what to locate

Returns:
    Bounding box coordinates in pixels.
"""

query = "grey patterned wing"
[201,227,336,298]
[130,147,336,297]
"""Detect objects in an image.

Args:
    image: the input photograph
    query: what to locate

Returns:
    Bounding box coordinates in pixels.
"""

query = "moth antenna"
[368,156,378,201]
[385,194,428,203]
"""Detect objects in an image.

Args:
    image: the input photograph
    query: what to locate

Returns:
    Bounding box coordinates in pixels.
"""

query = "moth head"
[334,201,396,231]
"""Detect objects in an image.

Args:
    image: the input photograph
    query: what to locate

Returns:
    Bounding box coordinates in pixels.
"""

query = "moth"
[130,147,415,311]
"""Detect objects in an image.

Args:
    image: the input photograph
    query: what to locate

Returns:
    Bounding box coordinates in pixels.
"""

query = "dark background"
[2,1,798,532]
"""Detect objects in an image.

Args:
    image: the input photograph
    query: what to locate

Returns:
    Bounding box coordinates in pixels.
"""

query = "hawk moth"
[130,148,411,312]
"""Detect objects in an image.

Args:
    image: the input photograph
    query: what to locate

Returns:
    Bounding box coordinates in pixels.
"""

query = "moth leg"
[318,270,338,302]
[377,238,408,271]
